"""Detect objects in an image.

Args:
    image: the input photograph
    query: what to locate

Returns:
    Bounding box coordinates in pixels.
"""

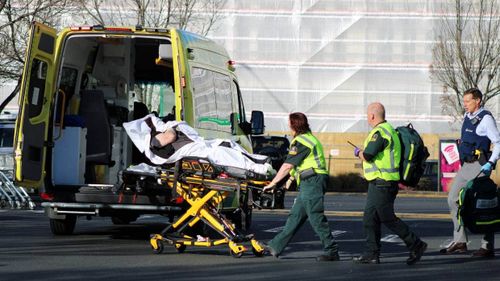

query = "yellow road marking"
[256,209,450,220]
[286,191,449,199]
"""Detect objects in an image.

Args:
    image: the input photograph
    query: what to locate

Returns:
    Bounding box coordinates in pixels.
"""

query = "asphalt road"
[0,193,499,281]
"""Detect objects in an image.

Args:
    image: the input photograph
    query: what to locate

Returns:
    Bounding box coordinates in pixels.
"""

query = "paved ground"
[0,193,499,281]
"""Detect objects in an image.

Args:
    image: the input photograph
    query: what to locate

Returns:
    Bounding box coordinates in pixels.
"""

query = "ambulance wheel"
[175,244,186,253]
[152,240,164,254]
[230,248,244,258]
[50,215,76,235]
[252,247,265,257]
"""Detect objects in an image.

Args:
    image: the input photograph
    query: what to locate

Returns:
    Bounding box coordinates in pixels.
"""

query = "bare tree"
[0,1,6,13]
[431,0,500,121]
[0,0,72,113]
[74,0,226,36]
[0,0,225,113]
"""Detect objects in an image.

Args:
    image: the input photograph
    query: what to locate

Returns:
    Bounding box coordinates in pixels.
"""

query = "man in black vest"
[440,88,499,258]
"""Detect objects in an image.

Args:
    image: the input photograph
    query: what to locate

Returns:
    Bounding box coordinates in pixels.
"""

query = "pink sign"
[440,141,461,192]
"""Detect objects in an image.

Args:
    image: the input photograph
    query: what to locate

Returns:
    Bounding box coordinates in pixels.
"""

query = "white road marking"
[264,226,284,233]
[331,230,347,237]
[381,234,402,243]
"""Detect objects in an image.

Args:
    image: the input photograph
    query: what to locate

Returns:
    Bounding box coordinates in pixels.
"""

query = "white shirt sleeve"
[476,114,500,163]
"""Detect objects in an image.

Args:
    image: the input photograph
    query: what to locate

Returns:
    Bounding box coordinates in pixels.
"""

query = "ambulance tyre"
[50,215,77,235]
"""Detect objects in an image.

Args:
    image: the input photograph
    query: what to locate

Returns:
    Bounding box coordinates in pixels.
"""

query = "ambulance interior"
[52,35,176,186]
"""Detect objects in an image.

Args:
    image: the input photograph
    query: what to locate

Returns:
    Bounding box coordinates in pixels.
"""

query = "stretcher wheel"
[152,240,164,254]
[252,247,265,257]
[229,248,244,258]
[175,244,186,253]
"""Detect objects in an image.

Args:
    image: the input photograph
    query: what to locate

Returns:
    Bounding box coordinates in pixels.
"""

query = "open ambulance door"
[14,22,57,187]
[169,29,186,122]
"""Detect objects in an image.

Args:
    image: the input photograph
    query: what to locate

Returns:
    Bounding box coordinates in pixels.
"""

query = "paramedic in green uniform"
[352,102,427,265]
[262,112,340,261]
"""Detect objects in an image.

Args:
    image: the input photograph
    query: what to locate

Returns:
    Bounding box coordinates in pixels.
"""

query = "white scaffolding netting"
[207,0,493,134]
[2,0,497,135]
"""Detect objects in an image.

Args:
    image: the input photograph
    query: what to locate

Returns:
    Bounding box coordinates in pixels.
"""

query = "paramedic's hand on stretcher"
[263,183,276,193]
[264,163,294,193]
[481,161,494,176]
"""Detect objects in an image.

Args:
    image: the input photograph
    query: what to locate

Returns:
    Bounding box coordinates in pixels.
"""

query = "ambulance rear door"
[14,22,57,187]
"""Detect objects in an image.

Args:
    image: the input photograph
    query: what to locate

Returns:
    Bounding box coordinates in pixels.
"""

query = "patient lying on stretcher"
[123,114,275,176]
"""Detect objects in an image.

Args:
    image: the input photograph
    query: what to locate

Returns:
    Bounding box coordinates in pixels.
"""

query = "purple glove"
[354,147,360,157]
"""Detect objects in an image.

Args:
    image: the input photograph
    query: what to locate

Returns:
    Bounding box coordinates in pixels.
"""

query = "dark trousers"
[268,174,338,256]
[363,180,420,255]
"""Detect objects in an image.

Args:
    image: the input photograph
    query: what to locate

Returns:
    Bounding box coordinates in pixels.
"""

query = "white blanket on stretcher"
[123,114,274,175]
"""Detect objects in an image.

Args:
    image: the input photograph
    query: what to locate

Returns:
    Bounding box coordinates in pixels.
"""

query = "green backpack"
[458,175,500,234]
[396,123,430,187]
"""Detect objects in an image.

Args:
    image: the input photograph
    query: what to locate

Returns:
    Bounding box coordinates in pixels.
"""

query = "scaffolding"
[208,0,489,134]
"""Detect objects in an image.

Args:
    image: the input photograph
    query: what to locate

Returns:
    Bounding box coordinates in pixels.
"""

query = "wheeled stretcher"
[122,157,268,257]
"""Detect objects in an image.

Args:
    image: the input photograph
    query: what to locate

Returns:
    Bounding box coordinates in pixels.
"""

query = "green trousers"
[268,174,338,256]
[363,180,420,255]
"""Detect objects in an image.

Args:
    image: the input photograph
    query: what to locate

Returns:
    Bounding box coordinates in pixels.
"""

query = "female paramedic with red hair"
[260,112,340,261]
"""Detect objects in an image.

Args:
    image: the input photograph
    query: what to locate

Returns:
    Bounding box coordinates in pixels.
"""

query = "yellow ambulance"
[14,22,264,234]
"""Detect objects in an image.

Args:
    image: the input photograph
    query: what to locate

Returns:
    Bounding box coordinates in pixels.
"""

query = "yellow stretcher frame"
[147,160,268,258]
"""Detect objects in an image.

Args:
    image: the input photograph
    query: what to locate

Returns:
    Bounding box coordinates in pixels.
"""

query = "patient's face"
[154,129,176,147]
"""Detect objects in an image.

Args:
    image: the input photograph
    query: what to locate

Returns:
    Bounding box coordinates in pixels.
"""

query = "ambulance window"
[60,67,78,94]
[56,67,78,119]
[161,84,175,117]
[135,81,173,116]
[192,67,217,131]
[192,67,233,133]
[38,33,54,54]
[213,72,232,133]
[28,59,48,118]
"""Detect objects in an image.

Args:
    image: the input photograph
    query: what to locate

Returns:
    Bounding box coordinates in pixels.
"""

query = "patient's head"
[151,128,176,148]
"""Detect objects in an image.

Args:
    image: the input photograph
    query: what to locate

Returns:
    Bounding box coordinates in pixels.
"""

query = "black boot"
[317,252,340,262]
[353,253,380,264]
[407,240,427,265]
